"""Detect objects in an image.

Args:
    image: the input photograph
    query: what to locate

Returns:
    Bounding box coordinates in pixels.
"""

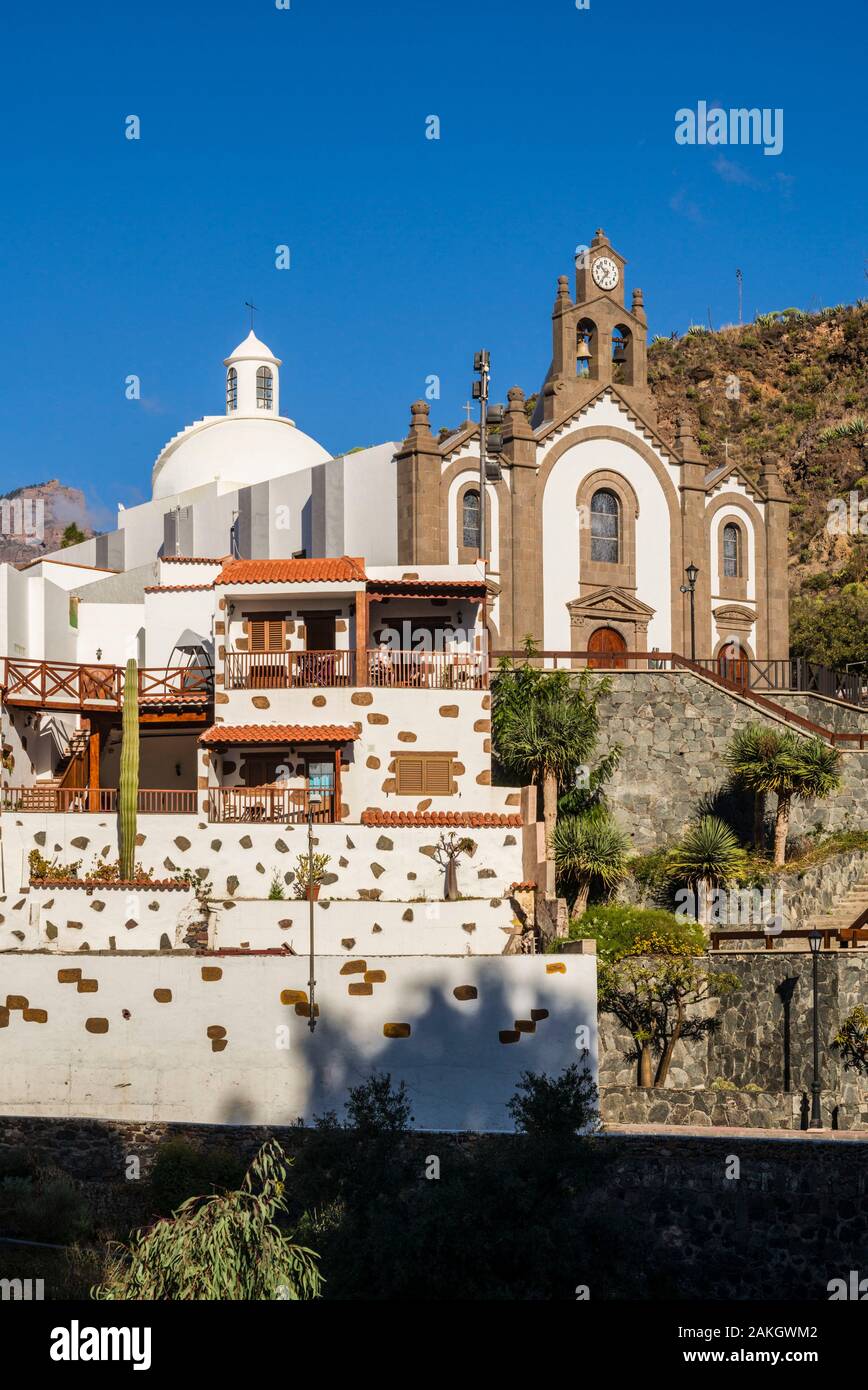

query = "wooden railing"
[0,787,198,814]
[1,658,212,708]
[367,650,488,689]
[224,650,355,690]
[208,786,335,823]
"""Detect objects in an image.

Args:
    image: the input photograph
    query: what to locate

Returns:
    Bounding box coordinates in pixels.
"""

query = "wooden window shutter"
[395,754,452,796]
[248,615,284,651]
[424,757,452,796]
[396,757,425,796]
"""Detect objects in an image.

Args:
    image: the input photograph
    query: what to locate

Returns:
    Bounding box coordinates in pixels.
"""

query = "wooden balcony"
[0,787,198,814]
[1,658,212,711]
[224,650,355,690]
[208,786,336,823]
[367,649,488,690]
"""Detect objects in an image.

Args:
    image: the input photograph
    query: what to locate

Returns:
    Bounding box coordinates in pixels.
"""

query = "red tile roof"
[200,723,359,745]
[361,809,522,828]
[367,579,487,599]
[144,584,214,593]
[215,557,366,586]
[161,556,228,564]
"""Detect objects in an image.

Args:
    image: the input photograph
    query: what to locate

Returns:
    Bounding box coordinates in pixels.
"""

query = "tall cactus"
[118,658,139,880]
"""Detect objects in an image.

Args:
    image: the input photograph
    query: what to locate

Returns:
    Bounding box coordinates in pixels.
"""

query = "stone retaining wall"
[595,671,868,849]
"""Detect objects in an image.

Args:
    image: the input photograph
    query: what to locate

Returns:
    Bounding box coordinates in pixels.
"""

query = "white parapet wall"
[0,953,597,1131]
[0,815,524,904]
[11,889,523,954]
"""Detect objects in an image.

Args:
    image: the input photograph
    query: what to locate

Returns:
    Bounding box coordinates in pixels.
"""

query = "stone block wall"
[594,671,868,849]
[599,951,868,1128]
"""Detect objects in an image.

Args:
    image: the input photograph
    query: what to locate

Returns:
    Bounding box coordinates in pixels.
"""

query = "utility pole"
[736,269,743,326]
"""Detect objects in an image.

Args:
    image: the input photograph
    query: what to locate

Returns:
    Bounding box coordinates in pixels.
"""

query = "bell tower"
[536,229,655,426]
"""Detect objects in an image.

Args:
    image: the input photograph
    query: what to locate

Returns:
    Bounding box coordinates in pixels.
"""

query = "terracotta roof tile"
[215,557,366,586]
[200,723,359,745]
[361,809,522,828]
[144,584,214,593]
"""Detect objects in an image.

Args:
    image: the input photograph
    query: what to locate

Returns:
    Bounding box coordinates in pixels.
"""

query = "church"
[9,228,788,675]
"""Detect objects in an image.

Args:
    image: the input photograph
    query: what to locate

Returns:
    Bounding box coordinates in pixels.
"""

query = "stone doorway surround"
[567,586,656,663]
[712,604,756,659]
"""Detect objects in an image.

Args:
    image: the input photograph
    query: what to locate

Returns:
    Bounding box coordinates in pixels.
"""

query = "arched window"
[226,367,237,412]
[590,488,620,563]
[723,522,741,578]
[462,489,480,550]
[256,366,273,410]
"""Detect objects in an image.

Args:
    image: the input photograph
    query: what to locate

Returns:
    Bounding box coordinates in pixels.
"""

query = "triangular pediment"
[567,586,657,619]
[704,459,766,502]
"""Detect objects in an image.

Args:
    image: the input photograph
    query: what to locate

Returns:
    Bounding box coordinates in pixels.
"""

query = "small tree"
[551,808,630,917]
[667,816,747,923]
[831,1005,868,1076]
[724,724,842,866]
[61,521,87,548]
[599,949,740,1088]
[433,832,476,901]
[506,1062,599,1138]
[93,1140,321,1300]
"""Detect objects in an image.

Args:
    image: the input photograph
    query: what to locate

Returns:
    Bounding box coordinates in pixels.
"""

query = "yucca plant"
[551,808,631,917]
[667,816,747,923]
[93,1140,322,1301]
[818,416,868,455]
[724,723,782,849]
[724,724,842,865]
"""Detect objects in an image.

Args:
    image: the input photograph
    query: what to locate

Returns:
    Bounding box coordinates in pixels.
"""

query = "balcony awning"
[366,579,488,601]
[199,722,359,746]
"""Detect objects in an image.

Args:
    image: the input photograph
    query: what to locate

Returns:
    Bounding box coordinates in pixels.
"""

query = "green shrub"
[564,904,706,961]
[506,1063,599,1138]
[0,1174,92,1244]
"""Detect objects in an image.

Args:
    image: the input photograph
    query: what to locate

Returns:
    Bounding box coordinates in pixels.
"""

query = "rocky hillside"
[0,480,93,566]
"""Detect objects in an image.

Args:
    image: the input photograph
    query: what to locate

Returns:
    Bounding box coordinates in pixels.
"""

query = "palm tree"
[496,678,602,853]
[551,808,631,917]
[724,724,780,849]
[724,724,842,865]
[668,816,747,923]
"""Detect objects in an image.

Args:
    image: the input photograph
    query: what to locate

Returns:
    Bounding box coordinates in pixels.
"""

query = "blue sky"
[0,0,865,521]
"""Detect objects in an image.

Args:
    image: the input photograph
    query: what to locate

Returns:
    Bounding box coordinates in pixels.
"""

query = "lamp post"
[306,788,322,1033]
[679,562,699,661]
[471,351,490,565]
[807,928,823,1129]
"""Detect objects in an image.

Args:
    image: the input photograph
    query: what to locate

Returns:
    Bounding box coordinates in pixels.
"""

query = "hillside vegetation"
[646,303,868,668]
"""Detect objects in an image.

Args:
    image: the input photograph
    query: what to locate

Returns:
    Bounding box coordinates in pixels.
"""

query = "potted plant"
[292,851,331,901]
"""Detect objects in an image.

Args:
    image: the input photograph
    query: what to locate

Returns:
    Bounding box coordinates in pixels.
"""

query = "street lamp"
[306,788,323,1033]
[471,351,490,564]
[680,562,699,661]
[807,928,823,1129]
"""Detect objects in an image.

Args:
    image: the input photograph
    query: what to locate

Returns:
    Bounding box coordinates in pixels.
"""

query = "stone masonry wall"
[599,951,868,1128]
[595,671,868,850]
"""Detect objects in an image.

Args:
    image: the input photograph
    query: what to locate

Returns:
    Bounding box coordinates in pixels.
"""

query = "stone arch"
[705,492,767,657]
[577,468,640,591]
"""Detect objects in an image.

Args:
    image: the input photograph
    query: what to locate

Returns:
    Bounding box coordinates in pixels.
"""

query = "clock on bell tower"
[533,228,656,428]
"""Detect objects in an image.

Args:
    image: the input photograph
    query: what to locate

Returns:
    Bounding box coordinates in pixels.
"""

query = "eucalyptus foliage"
[93,1140,322,1301]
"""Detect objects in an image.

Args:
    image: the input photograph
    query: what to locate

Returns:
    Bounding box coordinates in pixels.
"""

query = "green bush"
[149,1139,244,1217]
[506,1063,599,1139]
[0,1174,93,1244]
[563,904,705,961]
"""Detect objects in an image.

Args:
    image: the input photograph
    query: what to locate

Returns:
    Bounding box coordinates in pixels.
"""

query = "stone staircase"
[812,873,868,944]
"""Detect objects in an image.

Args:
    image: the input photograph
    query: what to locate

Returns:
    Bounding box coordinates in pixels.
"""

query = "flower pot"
[305,883,321,901]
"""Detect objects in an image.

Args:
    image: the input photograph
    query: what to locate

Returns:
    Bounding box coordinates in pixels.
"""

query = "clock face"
[592,256,619,291]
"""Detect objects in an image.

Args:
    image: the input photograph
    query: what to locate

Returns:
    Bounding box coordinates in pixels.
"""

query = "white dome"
[151,414,332,501]
[151,329,330,500]
[224,330,281,366]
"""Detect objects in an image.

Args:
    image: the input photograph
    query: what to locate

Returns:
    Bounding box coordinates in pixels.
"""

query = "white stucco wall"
[541,435,674,650]
[0,952,598,1130]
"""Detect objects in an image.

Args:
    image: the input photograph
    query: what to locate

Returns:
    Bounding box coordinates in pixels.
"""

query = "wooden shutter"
[395,757,425,796]
[248,615,285,651]
[395,754,452,796]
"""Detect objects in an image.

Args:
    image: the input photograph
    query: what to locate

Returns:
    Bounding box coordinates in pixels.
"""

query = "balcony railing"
[0,787,198,814]
[367,650,488,690]
[225,650,356,690]
[1,658,213,709]
[208,786,336,823]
